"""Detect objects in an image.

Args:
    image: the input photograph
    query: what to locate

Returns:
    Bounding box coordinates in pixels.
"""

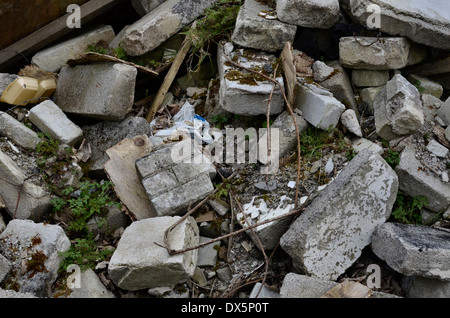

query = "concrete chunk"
[352,70,389,87]
[0,220,70,297]
[108,216,199,290]
[293,79,346,130]
[339,37,412,70]
[0,111,41,150]
[372,222,450,280]
[29,100,83,147]
[0,150,51,220]
[347,0,450,50]
[121,0,219,56]
[395,146,450,212]
[231,0,297,52]
[31,25,115,73]
[55,63,137,121]
[277,0,340,29]
[374,74,424,141]
[280,150,398,280]
[218,43,285,116]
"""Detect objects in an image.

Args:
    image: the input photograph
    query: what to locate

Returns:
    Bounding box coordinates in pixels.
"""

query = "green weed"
[391,191,428,225]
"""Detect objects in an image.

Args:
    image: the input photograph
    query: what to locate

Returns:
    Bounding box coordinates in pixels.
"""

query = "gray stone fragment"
[339,37,413,70]
[197,237,219,267]
[31,25,115,73]
[372,222,450,280]
[280,150,398,280]
[0,220,70,297]
[231,0,297,52]
[437,97,450,126]
[67,269,115,298]
[217,43,285,116]
[374,74,424,141]
[249,282,280,298]
[136,139,215,216]
[277,0,340,29]
[347,0,450,50]
[352,70,389,87]
[293,79,346,130]
[271,110,309,158]
[360,86,384,115]
[131,0,167,16]
[402,276,450,298]
[341,109,362,137]
[0,254,11,284]
[121,0,219,56]
[108,216,199,291]
[0,111,41,150]
[395,146,450,212]
[426,139,449,158]
[408,74,443,99]
[29,100,83,147]
[0,150,51,220]
[55,63,137,121]
[82,116,151,174]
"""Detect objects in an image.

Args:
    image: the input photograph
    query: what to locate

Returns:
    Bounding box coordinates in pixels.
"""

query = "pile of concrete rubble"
[0,0,450,299]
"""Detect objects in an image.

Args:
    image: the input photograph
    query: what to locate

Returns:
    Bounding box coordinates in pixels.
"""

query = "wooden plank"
[146,34,192,122]
[0,0,90,50]
[280,41,297,107]
[0,0,127,72]
[104,135,156,221]
[320,280,372,298]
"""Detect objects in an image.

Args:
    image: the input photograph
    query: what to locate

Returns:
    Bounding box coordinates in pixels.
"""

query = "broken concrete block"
[0,111,41,150]
[108,216,199,290]
[402,276,450,298]
[277,0,340,29]
[231,0,297,52]
[351,137,383,155]
[341,109,362,137]
[426,139,449,158]
[360,86,384,115]
[279,273,400,298]
[395,146,450,212]
[320,61,359,115]
[218,42,285,116]
[271,109,309,158]
[136,139,215,217]
[31,25,116,73]
[0,254,11,284]
[339,37,413,70]
[131,0,167,16]
[55,63,137,121]
[372,222,450,280]
[121,0,219,56]
[347,0,450,51]
[293,79,346,130]
[29,100,83,147]
[352,70,389,87]
[408,74,443,99]
[421,94,443,124]
[250,282,280,298]
[66,269,115,298]
[437,97,450,126]
[82,116,152,175]
[237,195,296,251]
[0,150,51,220]
[280,150,398,280]
[374,74,424,141]
[0,220,70,297]
[197,237,220,267]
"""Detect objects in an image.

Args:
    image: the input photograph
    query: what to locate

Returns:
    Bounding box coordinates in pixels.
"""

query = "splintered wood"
[280,41,297,107]
[320,280,372,298]
[104,135,155,221]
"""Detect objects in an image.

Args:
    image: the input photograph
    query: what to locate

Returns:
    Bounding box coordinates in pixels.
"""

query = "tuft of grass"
[391,191,428,225]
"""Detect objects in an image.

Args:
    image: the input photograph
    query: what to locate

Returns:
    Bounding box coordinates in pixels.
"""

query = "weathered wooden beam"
[0,0,127,72]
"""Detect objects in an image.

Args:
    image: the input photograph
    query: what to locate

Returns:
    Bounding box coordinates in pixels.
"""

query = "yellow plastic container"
[31,78,57,103]
[0,77,39,106]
